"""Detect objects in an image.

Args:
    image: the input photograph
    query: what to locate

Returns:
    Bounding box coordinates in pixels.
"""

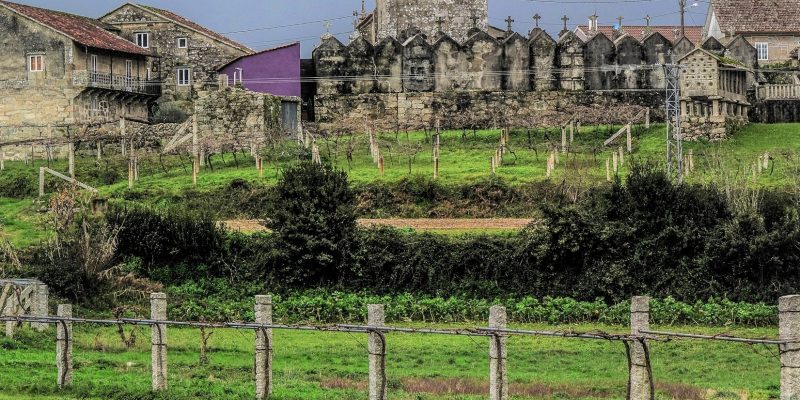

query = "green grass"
[0,198,48,248]
[0,322,780,399]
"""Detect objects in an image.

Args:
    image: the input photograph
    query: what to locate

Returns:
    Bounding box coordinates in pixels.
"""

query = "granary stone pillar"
[368,304,387,400]
[150,293,168,391]
[711,98,720,116]
[255,295,273,399]
[629,296,652,400]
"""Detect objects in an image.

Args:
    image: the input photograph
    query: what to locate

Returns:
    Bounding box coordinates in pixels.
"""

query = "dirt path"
[220,218,534,233]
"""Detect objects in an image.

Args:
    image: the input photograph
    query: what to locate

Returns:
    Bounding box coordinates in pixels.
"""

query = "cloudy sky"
[19,0,710,56]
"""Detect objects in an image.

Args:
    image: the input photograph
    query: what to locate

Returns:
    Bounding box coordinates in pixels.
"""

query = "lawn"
[0,322,781,399]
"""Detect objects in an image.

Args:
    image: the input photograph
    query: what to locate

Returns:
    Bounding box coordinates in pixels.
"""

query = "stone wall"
[314,90,664,129]
[193,87,300,143]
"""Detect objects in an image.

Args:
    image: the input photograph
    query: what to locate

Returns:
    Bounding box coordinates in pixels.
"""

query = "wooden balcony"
[74,71,160,96]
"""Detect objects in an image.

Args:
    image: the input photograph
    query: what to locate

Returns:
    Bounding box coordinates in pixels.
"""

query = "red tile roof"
[711,0,800,34]
[0,0,151,56]
[577,25,704,44]
[136,4,253,54]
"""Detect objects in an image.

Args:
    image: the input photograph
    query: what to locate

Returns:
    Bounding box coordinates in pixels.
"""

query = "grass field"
[1,123,799,247]
[0,322,781,400]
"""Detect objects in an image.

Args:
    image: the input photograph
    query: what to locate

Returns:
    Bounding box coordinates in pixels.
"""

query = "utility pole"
[664,51,683,183]
[679,0,687,37]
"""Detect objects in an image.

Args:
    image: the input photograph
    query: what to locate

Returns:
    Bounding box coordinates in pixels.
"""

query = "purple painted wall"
[218,42,301,97]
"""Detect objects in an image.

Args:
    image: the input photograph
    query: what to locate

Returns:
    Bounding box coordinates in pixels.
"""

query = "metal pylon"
[664,56,683,183]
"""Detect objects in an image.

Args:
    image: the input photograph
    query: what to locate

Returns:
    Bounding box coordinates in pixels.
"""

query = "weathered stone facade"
[0,1,155,158]
[314,90,664,129]
[360,0,489,44]
[100,4,251,100]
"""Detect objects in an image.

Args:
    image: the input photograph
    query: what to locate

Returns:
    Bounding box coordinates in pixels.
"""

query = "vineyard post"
[151,293,168,391]
[570,120,574,143]
[626,123,632,153]
[561,126,567,153]
[780,295,800,399]
[606,158,611,182]
[489,305,508,400]
[629,296,652,400]
[120,117,126,156]
[368,304,387,400]
[645,108,650,129]
[39,167,45,197]
[56,304,73,388]
[613,152,619,174]
[255,295,273,399]
[619,146,625,167]
[1,146,5,171]
[32,283,48,332]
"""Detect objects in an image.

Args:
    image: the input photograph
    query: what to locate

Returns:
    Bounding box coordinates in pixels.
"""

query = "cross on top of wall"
[470,13,480,28]
[617,16,624,30]
[532,13,541,28]
[436,16,445,32]
[561,15,569,31]
[322,20,332,39]
[505,16,514,31]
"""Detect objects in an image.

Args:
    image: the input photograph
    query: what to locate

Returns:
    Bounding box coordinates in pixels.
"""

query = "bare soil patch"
[220,218,534,234]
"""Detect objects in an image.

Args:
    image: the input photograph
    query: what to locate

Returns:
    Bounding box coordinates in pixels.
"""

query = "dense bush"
[270,162,357,285]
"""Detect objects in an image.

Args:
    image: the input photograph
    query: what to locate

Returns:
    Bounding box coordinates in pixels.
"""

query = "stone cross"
[533,13,541,28]
[470,13,480,28]
[436,16,445,33]
[352,11,360,29]
[588,13,599,32]
[644,15,652,33]
[505,16,514,32]
[324,21,332,33]
[561,15,569,32]
[360,0,366,15]
[616,16,624,31]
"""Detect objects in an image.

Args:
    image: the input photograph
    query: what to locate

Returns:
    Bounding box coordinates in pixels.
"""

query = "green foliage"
[271,162,357,285]
[152,101,189,124]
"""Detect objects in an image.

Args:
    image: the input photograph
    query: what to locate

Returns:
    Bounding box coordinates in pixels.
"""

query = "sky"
[18,0,710,57]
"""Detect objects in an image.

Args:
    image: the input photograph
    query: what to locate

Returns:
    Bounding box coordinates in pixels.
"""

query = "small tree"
[271,162,357,285]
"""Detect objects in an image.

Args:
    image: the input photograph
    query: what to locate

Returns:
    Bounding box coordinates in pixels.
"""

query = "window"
[756,42,769,61]
[177,37,188,48]
[125,60,133,78]
[177,68,191,86]
[89,54,98,82]
[136,32,149,48]
[28,54,44,72]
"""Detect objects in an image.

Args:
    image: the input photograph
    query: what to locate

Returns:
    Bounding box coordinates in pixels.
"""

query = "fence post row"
[150,293,168,391]
[32,283,48,332]
[489,305,509,400]
[368,304,387,400]
[629,296,653,400]
[56,304,73,388]
[255,295,273,399]
[780,295,800,400]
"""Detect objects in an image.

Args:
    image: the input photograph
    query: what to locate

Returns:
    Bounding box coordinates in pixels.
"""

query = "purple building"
[217,42,301,97]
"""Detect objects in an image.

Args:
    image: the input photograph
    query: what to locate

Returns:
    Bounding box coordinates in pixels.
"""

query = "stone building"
[356,0,489,44]
[0,0,157,127]
[100,3,253,99]
[678,48,750,140]
[705,0,800,63]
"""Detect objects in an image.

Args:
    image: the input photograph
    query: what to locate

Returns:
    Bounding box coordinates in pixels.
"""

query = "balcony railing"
[82,71,160,96]
[758,84,800,100]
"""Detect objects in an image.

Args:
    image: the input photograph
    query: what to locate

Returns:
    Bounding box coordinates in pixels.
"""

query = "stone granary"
[0,0,157,127]
[310,14,760,134]
[678,48,750,140]
[100,3,253,100]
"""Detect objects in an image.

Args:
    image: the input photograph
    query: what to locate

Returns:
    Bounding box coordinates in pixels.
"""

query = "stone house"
[704,0,800,64]
[678,48,751,140]
[100,3,253,99]
[0,0,156,127]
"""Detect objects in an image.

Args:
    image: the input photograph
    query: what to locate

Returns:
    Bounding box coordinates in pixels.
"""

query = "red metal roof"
[0,0,151,56]
[577,25,704,44]
[136,4,253,54]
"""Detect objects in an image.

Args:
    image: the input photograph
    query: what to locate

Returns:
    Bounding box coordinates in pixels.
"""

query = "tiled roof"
[136,4,253,54]
[577,25,704,44]
[711,0,800,34]
[0,0,151,56]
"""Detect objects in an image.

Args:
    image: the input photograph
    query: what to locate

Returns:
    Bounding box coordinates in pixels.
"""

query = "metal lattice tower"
[664,54,683,183]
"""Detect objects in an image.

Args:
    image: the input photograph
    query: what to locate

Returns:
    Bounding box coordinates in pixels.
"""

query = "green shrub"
[152,101,189,124]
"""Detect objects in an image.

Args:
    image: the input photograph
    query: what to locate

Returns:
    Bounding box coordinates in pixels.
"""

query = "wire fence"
[2,292,800,400]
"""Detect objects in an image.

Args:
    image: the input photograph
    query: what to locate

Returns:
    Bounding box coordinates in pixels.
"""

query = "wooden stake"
[561,126,567,153]
[645,108,651,129]
[0,147,4,171]
[626,123,632,153]
[258,157,264,178]
[569,121,574,143]
[68,142,75,179]
[379,156,385,176]
[606,158,611,182]
[613,152,619,174]
[434,157,439,179]
[127,160,133,189]
[618,146,624,167]
[39,167,45,197]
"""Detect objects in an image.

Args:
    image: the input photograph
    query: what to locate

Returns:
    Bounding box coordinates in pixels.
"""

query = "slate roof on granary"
[135,4,254,54]
[710,0,800,34]
[576,25,704,44]
[0,0,152,56]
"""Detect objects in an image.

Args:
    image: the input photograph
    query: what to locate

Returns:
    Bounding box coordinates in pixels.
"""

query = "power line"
[222,15,352,35]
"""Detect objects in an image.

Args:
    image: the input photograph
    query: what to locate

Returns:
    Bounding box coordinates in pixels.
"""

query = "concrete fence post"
[368,304,386,400]
[150,293,167,391]
[255,295,273,399]
[489,305,508,400]
[32,283,48,332]
[780,295,800,400]
[629,296,652,400]
[56,304,72,388]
